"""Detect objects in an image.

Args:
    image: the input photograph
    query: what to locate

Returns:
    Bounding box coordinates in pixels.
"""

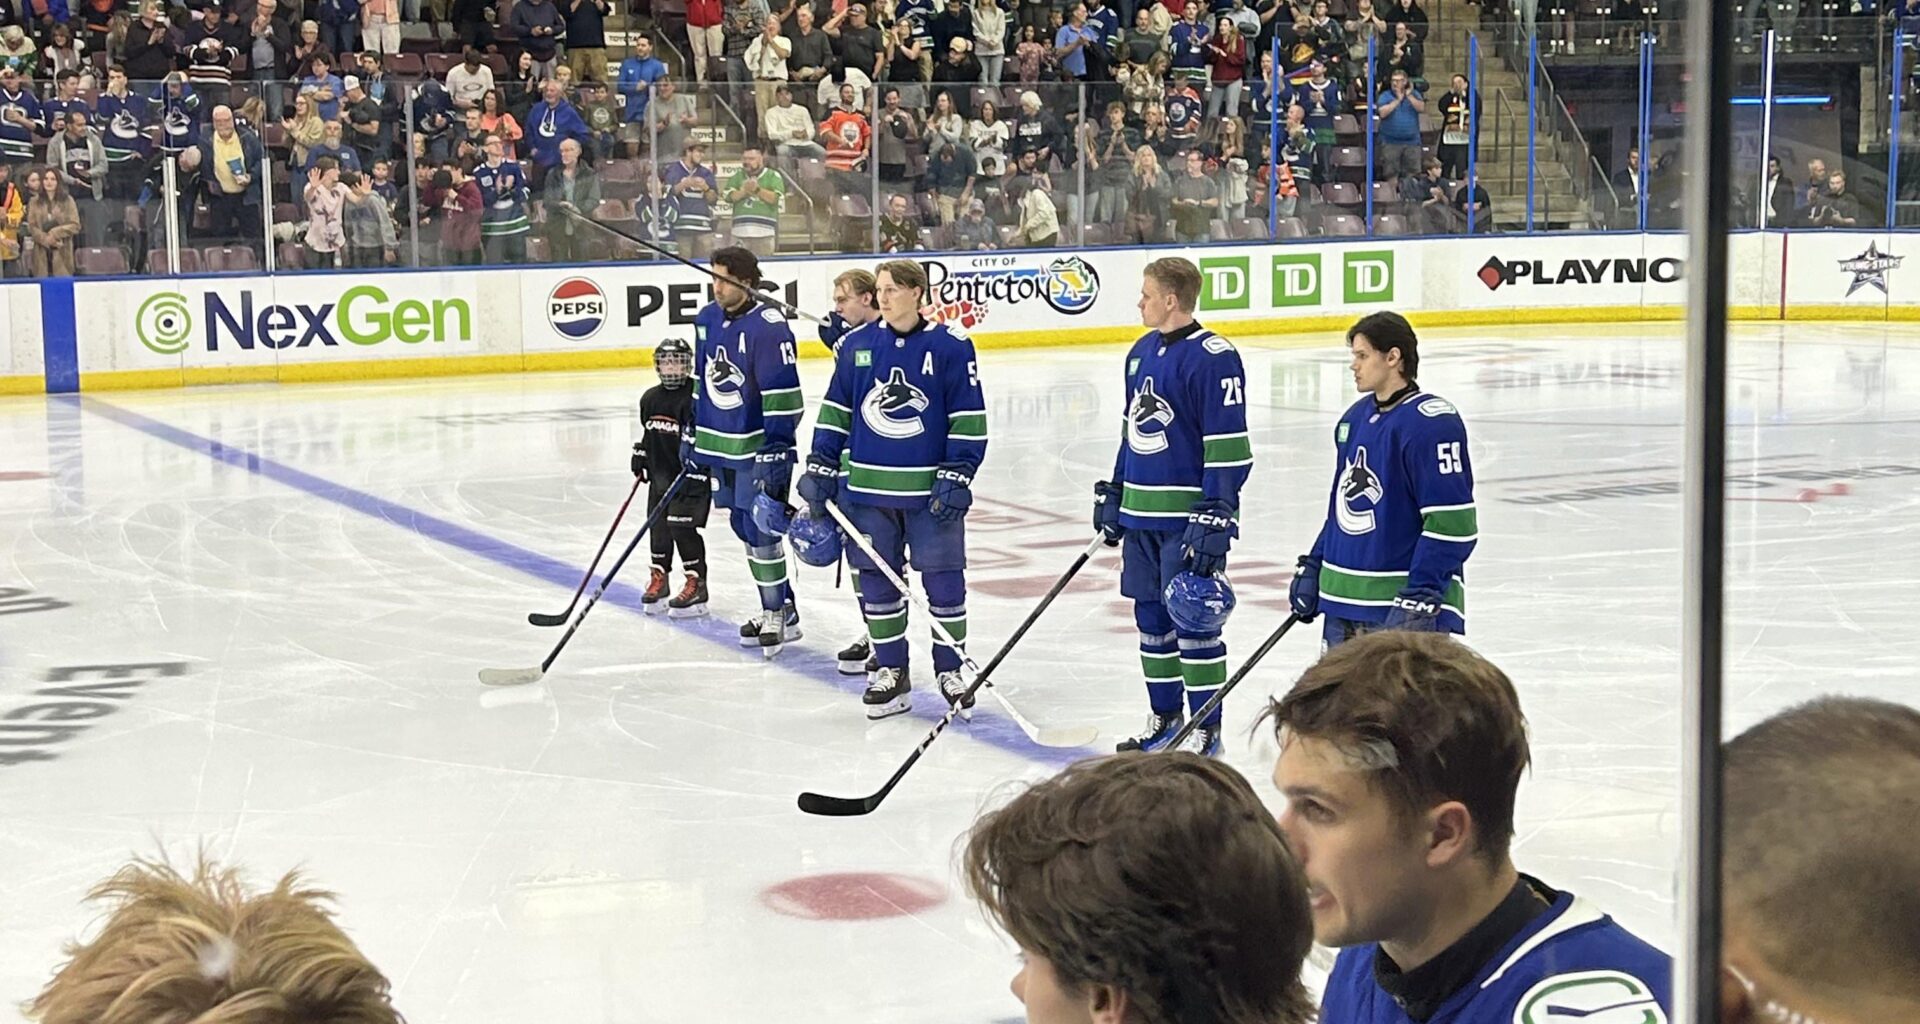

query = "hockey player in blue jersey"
[1095,257,1251,757]
[1267,631,1672,1024]
[819,268,884,680]
[1290,312,1476,649]
[685,246,806,656]
[800,260,988,719]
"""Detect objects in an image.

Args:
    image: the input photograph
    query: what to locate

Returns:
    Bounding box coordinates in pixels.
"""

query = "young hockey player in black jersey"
[633,338,714,616]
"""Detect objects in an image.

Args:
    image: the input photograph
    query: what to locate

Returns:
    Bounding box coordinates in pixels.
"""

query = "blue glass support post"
[1268,31,1283,239]
[1524,33,1536,232]
[1638,33,1652,231]
[1366,33,1377,233]
[1468,33,1481,235]
[1890,32,1906,228]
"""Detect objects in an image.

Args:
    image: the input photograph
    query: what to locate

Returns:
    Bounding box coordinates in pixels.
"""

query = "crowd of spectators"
[0,0,1503,273]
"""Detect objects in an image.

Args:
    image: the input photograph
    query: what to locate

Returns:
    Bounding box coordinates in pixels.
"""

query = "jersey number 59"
[1437,441,1463,475]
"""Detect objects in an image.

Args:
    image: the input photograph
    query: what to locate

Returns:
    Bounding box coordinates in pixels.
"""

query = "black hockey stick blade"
[1165,614,1302,748]
[527,477,643,627]
[481,474,687,687]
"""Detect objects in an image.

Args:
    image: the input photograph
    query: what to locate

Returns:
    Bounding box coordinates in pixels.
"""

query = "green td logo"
[137,292,195,355]
[1344,250,1395,303]
[1198,257,1252,312]
[1272,253,1323,307]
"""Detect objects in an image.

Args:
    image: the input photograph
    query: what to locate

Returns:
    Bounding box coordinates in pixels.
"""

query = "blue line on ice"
[74,395,1088,773]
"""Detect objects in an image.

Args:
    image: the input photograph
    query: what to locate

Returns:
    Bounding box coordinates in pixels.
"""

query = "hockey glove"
[630,442,648,482]
[928,463,975,523]
[1288,555,1322,622]
[678,429,705,473]
[797,454,839,513]
[1180,500,1237,576]
[754,442,795,500]
[1092,480,1123,546]
[1383,586,1444,632]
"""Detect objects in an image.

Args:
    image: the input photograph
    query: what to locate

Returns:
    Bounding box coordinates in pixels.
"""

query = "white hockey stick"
[823,499,1099,748]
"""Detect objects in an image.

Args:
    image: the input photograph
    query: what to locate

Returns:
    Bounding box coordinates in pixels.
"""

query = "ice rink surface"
[2,320,1917,1023]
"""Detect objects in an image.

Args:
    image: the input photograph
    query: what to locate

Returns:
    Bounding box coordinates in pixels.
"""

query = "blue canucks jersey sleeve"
[749,307,803,448]
[941,332,988,473]
[1198,339,1252,507]
[810,323,866,465]
[1398,395,1477,597]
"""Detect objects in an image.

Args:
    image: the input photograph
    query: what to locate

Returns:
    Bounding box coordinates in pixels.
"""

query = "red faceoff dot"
[759,872,947,921]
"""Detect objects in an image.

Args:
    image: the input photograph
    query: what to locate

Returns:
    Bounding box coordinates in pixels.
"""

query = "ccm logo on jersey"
[705,348,747,410]
[1336,446,1384,535]
[861,367,931,438]
[1126,377,1176,454]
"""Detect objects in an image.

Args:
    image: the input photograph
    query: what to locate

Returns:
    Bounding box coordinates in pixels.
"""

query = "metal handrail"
[777,167,819,254]
[1589,151,1620,229]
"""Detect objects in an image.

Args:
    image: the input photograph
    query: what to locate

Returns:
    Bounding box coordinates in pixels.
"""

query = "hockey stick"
[528,476,644,627]
[560,207,831,327]
[479,472,688,687]
[1164,613,1303,748]
[820,499,1101,748]
[799,533,1109,817]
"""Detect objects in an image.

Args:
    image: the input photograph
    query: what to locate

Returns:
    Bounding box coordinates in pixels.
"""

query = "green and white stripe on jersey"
[1202,430,1253,468]
[1319,562,1466,618]
[815,399,853,435]
[1420,503,1479,542]
[848,461,936,497]
[695,425,765,459]
[948,408,988,440]
[762,386,804,417]
[1121,482,1204,519]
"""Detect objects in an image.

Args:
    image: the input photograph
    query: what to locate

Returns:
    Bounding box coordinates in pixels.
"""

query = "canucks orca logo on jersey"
[861,367,931,439]
[1126,377,1176,454]
[705,347,747,410]
[1336,446,1385,535]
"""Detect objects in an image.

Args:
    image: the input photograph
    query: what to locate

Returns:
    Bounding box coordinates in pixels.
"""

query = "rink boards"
[2,229,1918,394]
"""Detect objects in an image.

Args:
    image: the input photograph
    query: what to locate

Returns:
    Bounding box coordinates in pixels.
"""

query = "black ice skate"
[756,601,802,658]
[864,666,912,719]
[937,670,974,721]
[1115,709,1185,753]
[837,635,872,676]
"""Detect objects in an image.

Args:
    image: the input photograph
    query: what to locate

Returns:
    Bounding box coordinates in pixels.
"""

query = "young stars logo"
[1336,447,1384,535]
[1125,377,1176,454]
[1838,242,1902,296]
[860,367,930,439]
[547,277,608,340]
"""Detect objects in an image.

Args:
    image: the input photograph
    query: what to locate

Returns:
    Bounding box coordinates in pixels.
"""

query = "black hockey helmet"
[655,337,692,388]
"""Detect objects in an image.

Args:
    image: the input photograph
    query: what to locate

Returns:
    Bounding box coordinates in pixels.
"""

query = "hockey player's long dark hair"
[1347,311,1419,383]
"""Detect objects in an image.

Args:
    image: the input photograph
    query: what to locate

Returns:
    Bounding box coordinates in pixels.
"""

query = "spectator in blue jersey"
[474,131,531,262]
[1720,697,1920,1024]
[97,66,151,200]
[156,74,204,155]
[660,138,716,253]
[616,32,666,154]
[964,753,1316,1024]
[0,64,43,167]
[298,53,344,121]
[1372,67,1423,181]
[1266,631,1672,1024]
[412,77,455,162]
[523,77,590,187]
[1167,0,1209,85]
